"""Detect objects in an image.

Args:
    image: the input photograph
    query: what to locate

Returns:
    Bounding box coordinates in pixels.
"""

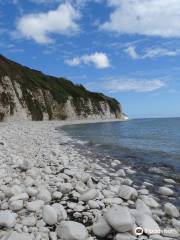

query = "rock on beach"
[104,206,134,232]
[135,214,160,235]
[57,221,88,240]
[42,205,58,225]
[92,216,111,237]
[164,203,179,218]
[159,187,174,196]
[118,185,138,200]
[0,211,17,228]
[26,200,44,212]
[79,189,97,202]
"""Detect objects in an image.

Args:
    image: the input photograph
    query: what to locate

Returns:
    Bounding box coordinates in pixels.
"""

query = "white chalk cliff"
[0,55,126,122]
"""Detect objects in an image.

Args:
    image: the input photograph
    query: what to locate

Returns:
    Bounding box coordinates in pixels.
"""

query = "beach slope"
[0,121,179,239]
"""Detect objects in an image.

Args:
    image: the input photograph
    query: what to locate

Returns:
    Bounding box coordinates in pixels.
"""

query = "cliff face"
[0,54,125,122]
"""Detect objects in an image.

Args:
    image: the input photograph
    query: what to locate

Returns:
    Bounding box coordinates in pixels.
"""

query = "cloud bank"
[65,52,110,69]
[125,46,180,59]
[89,78,165,92]
[17,2,80,44]
[102,0,180,38]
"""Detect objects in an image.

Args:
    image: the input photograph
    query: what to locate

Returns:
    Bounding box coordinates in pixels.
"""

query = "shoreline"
[49,118,127,127]
[0,121,179,240]
[0,118,129,126]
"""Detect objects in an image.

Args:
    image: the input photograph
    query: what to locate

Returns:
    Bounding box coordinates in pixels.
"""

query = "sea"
[62,117,180,174]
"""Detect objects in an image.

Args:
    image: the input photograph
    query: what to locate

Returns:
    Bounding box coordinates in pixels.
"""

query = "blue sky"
[0,0,180,118]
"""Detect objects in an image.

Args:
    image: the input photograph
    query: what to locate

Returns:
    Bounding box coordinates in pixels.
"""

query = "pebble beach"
[0,121,179,240]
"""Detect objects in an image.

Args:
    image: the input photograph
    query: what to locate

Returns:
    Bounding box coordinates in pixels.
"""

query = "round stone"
[159,187,174,196]
[26,200,44,212]
[42,205,58,225]
[9,200,23,211]
[104,206,133,233]
[0,210,17,228]
[92,216,111,237]
[57,221,88,240]
[79,189,97,202]
[164,203,179,218]
[37,188,52,202]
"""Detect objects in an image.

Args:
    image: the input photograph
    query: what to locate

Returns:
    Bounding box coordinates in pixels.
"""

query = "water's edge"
[60,119,180,205]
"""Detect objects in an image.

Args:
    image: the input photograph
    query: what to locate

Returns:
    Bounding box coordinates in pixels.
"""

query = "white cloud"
[89,78,165,92]
[102,0,180,38]
[125,46,180,59]
[125,46,139,59]
[143,48,180,58]
[105,79,165,92]
[65,52,110,69]
[17,2,80,44]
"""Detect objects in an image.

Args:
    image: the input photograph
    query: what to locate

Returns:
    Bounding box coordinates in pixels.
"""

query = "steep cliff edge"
[0,54,126,122]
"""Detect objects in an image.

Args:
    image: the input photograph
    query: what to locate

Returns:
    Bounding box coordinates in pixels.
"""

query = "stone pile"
[0,121,179,240]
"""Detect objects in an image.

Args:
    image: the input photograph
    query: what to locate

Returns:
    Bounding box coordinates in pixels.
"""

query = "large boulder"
[22,216,37,227]
[0,210,17,228]
[164,179,176,184]
[136,199,152,215]
[159,187,174,196]
[37,188,52,202]
[92,216,111,237]
[118,185,138,200]
[26,200,44,212]
[42,205,58,225]
[140,195,159,208]
[117,169,126,177]
[52,203,67,221]
[60,183,72,194]
[9,193,29,202]
[164,203,179,218]
[104,206,134,232]
[9,200,23,211]
[79,189,97,202]
[135,214,160,235]
[57,221,88,240]
[102,198,123,205]
[88,200,100,209]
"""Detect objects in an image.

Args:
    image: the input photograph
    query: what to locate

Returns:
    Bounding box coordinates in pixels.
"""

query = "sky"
[0,0,180,118]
